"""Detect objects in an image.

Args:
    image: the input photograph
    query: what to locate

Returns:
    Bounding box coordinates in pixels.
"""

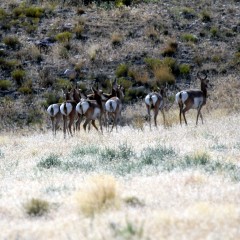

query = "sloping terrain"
[0,0,239,130]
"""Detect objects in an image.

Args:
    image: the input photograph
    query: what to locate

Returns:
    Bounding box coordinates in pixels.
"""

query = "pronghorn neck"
[201,81,207,98]
[73,89,80,102]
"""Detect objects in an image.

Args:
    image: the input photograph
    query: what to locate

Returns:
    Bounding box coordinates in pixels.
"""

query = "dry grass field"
[0,0,240,239]
[0,82,240,239]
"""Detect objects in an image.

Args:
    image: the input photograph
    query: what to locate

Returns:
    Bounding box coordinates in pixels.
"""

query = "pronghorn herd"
[47,72,211,137]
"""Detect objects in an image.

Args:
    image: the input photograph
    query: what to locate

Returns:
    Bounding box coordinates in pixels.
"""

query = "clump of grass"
[146,26,158,40]
[210,26,219,38]
[0,80,12,90]
[181,33,198,43]
[75,175,120,217]
[100,143,134,162]
[110,219,144,239]
[153,65,175,85]
[144,57,162,70]
[73,24,84,39]
[140,145,177,167]
[182,151,210,168]
[71,145,99,157]
[37,154,61,169]
[124,196,145,207]
[55,31,72,43]
[162,40,178,57]
[54,78,72,90]
[25,6,44,18]
[24,198,50,217]
[201,10,211,22]
[115,63,129,78]
[179,63,190,75]
[3,35,21,50]
[11,69,26,86]
[111,32,123,46]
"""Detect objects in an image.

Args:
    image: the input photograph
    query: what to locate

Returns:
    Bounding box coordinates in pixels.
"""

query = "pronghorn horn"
[197,71,207,80]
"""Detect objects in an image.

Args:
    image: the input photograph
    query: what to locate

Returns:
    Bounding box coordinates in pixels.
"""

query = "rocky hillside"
[0,0,239,130]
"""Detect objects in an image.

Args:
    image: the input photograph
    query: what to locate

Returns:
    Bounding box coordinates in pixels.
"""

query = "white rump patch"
[145,94,158,106]
[175,91,189,104]
[105,99,117,112]
[60,102,73,116]
[76,101,89,114]
[47,104,59,117]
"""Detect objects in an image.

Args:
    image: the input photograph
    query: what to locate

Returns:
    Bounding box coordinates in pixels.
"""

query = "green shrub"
[24,198,49,217]
[181,33,198,43]
[210,26,219,38]
[18,85,32,94]
[37,154,61,169]
[0,80,12,90]
[55,78,72,90]
[118,77,132,89]
[3,36,21,50]
[25,7,44,18]
[11,69,26,86]
[179,64,190,75]
[201,10,211,22]
[56,31,72,43]
[0,8,7,20]
[115,64,129,78]
[144,58,162,70]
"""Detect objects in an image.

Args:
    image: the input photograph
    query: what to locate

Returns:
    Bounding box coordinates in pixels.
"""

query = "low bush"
[0,80,12,90]
[24,198,50,217]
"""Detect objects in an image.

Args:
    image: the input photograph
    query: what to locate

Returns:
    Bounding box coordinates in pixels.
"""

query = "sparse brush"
[88,44,100,61]
[111,32,123,46]
[181,33,198,43]
[179,63,190,75]
[11,69,26,86]
[116,63,129,78]
[201,10,211,22]
[124,196,145,207]
[24,198,50,217]
[3,35,21,50]
[0,80,12,90]
[75,175,120,217]
[162,40,178,57]
[55,31,72,43]
[74,24,84,39]
[153,65,175,85]
[37,154,61,169]
[146,26,158,40]
[54,78,72,90]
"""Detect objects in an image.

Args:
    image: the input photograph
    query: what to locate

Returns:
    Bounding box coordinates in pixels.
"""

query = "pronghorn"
[105,83,125,132]
[47,89,72,136]
[145,87,166,128]
[60,88,80,138]
[175,72,210,126]
[76,87,103,132]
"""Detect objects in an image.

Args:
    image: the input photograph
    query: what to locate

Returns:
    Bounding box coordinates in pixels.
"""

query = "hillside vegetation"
[0,1,240,239]
[0,0,239,130]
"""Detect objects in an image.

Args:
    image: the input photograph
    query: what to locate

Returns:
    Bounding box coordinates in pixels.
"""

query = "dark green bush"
[0,80,12,90]
[24,198,49,217]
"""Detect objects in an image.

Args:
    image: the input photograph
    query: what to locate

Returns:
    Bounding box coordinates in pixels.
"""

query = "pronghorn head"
[62,88,73,101]
[197,71,210,89]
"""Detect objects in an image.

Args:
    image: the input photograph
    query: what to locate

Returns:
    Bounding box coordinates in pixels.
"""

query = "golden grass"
[74,175,120,217]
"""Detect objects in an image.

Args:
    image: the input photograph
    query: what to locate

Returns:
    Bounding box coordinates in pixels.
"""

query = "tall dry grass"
[0,101,240,239]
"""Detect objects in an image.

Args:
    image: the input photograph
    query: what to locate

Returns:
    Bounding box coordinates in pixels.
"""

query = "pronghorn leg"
[50,117,54,136]
[110,113,116,132]
[76,113,82,131]
[63,115,67,139]
[55,113,61,136]
[161,109,166,127]
[146,105,151,129]
[153,109,159,127]
[91,120,99,131]
[182,105,192,126]
[178,104,183,125]
[83,119,91,132]
[196,106,203,125]
[199,112,204,124]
